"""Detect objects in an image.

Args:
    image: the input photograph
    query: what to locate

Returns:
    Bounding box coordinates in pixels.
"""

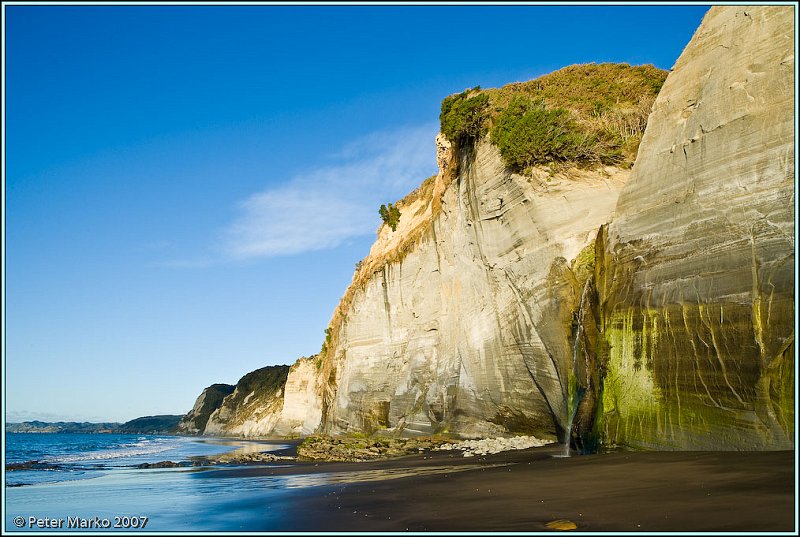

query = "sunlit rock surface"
[176,384,234,435]
[203,366,290,437]
[322,139,628,439]
[273,357,323,436]
[596,5,795,449]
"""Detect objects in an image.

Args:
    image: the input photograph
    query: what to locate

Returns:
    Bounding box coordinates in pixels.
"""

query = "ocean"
[5,433,238,487]
[4,433,302,531]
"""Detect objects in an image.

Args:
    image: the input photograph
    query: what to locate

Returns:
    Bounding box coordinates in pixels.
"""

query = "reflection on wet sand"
[196,438,292,454]
[280,463,507,488]
[189,438,294,464]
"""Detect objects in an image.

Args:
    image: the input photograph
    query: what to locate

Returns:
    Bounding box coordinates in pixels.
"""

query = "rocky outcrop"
[590,6,794,450]
[176,383,235,435]
[179,360,322,438]
[297,435,450,462]
[434,436,554,457]
[203,366,290,437]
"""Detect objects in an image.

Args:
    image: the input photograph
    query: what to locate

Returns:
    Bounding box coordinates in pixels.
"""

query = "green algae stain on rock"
[767,341,795,435]
[597,301,793,450]
[600,308,663,448]
[590,6,795,451]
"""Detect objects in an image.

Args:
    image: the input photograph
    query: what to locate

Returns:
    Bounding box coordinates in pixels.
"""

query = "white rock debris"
[434,436,554,457]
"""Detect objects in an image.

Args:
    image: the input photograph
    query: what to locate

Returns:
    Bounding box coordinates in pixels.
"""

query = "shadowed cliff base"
[197,445,794,532]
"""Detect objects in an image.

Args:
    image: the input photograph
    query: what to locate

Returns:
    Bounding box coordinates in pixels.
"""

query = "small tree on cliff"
[379,203,401,232]
[440,87,489,147]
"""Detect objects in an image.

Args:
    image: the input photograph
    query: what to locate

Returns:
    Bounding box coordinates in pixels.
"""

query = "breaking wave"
[42,437,185,463]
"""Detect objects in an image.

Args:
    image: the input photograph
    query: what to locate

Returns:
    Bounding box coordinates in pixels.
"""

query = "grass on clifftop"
[440,63,668,171]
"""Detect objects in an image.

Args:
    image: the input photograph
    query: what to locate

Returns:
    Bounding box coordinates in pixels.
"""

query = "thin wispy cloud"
[222,123,438,260]
[150,258,217,269]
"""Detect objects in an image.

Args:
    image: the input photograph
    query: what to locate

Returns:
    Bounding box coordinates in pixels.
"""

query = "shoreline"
[6,435,795,532]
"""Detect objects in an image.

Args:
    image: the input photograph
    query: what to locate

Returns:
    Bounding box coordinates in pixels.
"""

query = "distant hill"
[115,415,183,434]
[7,415,183,435]
[6,421,118,433]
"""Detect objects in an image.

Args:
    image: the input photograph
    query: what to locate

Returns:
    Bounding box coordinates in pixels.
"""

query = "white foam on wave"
[44,437,188,464]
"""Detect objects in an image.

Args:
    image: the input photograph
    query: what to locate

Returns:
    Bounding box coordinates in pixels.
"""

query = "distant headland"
[6,415,183,435]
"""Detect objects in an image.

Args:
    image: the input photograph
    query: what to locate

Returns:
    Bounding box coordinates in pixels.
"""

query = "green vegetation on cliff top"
[224,365,291,407]
[439,87,490,146]
[440,63,668,170]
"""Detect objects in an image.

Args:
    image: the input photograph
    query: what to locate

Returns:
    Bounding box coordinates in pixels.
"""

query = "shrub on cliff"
[490,97,588,169]
[439,87,490,146]
[485,63,666,170]
[379,202,401,231]
[437,63,667,171]
[320,327,332,355]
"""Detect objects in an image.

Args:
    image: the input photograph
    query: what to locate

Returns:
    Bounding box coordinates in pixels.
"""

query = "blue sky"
[4,4,710,423]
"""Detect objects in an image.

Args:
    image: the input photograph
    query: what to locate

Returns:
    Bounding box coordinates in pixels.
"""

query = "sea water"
[5,433,237,487]
[4,433,300,531]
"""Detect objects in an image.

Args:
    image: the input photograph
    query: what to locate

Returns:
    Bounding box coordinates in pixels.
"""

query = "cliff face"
[193,360,323,438]
[181,6,794,450]
[272,357,324,436]
[591,5,795,450]
[321,143,628,439]
[315,5,794,448]
[203,366,290,437]
[176,383,235,435]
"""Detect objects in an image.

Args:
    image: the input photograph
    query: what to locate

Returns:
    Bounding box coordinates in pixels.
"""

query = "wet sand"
[205,443,795,532]
[7,438,793,532]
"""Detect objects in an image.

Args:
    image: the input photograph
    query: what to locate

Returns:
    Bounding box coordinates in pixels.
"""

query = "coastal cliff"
[202,366,290,437]
[8,415,184,435]
[181,6,794,450]
[176,383,235,435]
[591,6,795,450]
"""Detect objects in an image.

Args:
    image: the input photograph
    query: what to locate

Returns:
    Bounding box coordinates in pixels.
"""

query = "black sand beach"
[200,442,795,532]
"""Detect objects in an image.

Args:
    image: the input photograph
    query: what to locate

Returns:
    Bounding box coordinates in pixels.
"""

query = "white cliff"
[596,5,795,450]
[320,138,628,439]
[180,7,794,451]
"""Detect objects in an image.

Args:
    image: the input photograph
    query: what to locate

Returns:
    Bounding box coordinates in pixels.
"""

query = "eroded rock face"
[596,6,794,449]
[272,357,323,436]
[203,366,290,437]
[322,140,629,439]
[176,383,235,435]
[181,360,323,437]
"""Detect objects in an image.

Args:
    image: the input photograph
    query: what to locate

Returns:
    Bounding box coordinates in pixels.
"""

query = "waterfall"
[561,279,592,458]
